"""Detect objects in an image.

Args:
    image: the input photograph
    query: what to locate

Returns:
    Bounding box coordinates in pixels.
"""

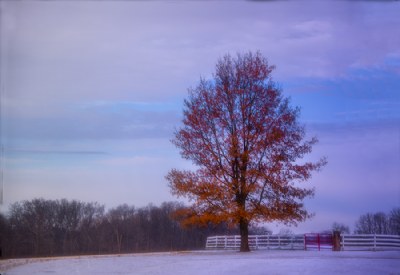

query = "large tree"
[166,51,326,252]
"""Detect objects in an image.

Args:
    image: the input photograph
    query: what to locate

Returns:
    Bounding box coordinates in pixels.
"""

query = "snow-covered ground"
[2,250,400,275]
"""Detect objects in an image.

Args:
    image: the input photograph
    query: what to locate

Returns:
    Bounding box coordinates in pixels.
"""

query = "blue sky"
[1,0,399,233]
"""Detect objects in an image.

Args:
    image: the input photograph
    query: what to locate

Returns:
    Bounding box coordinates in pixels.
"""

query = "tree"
[54,199,95,255]
[9,199,58,256]
[166,51,326,252]
[389,207,400,235]
[77,201,105,253]
[0,212,8,258]
[249,225,272,235]
[332,222,350,234]
[107,204,135,253]
[355,212,389,234]
[278,228,294,236]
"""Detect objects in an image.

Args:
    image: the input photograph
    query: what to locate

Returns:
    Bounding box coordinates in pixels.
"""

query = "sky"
[1,0,399,234]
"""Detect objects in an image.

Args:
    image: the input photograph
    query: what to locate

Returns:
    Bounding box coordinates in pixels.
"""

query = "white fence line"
[205,235,304,250]
[206,234,400,251]
[341,234,400,251]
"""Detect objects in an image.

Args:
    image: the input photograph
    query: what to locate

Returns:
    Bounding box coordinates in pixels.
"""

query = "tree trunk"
[239,218,250,252]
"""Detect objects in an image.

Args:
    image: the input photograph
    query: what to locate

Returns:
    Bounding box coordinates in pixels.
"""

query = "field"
[2,250,400,275]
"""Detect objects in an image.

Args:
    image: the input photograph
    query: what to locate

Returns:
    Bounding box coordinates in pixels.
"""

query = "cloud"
[3,0,400,111]
[4,0,400,142]
[1,0,400,233]
[6,149,108,156]
[2,100,181,141]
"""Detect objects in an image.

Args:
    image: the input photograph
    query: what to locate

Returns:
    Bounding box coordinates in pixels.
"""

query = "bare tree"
[278,227,294,236]
[355,212,389,234]
[249,225,272,235]
[332,222,350,234]
[107,204,135,253]
[54,199,83,254]
[0,212,8,258]
[7,199,58,256]
[78,202,105,253]
[389,207,400,235]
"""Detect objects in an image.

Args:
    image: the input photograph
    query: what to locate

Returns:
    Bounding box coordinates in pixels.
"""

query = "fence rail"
[205,235,304,250]
[206,234,400,251]
[341,234,400,251]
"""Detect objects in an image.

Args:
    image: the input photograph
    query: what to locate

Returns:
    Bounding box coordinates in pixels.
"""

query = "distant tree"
[355,212,389,234]
[332,222,350,234]
[8,198,58,256]
[166,51,326,252]
[373,212,390,234]
[355,213,373,234]
[0,212,8,258]
[77,201,105,253]
[53,199,83,255]
[278,227,294,236]
[249,225,272,235]
[107,204,135,253]
[389,207,400,235]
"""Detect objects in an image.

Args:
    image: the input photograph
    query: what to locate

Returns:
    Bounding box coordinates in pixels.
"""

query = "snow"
[2,250,400,275]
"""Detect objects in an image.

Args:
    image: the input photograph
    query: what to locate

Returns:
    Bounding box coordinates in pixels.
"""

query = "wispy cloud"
[6,149,108,156]
[1,0,400,231]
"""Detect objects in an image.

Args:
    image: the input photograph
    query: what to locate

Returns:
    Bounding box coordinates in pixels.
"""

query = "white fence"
[341,234,400,251]
[206,235,304,250]
[206,234,400,251]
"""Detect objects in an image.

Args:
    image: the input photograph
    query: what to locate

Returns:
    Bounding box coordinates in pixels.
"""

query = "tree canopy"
[167,51,326,251]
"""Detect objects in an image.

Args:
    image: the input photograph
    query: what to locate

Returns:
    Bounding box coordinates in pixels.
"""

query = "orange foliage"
[166,51,326,251]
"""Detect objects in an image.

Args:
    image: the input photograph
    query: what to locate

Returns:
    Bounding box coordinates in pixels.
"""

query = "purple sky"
[1,0,399,233]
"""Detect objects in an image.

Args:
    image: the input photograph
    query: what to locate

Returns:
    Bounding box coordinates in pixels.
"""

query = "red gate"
[304,233,333,251]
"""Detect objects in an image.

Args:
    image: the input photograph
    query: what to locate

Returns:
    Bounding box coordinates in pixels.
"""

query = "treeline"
[2,199,397,259]
[354,207,400,235]
[0,198,243,259]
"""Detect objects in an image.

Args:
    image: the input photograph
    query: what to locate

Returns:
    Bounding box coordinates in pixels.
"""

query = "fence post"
[374,234,376,251]
[342,234,345,251]
[255,235,258,250]
[317,233,321,251]
[333,231,341,251]
[278,235,281,249]
[291,235,293,250]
